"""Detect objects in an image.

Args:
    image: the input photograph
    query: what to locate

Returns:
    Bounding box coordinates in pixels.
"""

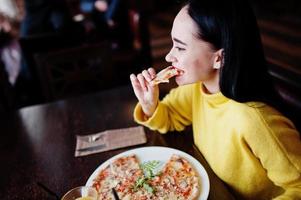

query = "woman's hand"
[130,68,159,117]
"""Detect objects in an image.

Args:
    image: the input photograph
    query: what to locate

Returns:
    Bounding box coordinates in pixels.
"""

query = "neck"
[202,72,220,94]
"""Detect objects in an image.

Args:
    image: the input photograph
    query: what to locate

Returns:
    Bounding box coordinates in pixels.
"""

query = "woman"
[130,0,301,199]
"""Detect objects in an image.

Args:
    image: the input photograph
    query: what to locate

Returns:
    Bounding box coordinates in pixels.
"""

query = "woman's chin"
[176,76,199,86]
[175,76,186,85]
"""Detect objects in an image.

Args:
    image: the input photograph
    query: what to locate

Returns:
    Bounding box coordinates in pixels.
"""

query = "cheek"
[195,51,213,68]
[191,59,202,74]
[179,59,202,82]
[190,56,214,79]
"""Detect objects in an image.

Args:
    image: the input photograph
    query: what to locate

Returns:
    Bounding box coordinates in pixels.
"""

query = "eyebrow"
[173,37,187,46]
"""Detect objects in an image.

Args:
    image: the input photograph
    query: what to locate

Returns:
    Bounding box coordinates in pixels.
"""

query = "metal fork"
[112,188,120,200]
[80,133,105,143]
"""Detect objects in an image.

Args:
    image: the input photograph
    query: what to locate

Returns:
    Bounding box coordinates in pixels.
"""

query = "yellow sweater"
[134,83,301,200]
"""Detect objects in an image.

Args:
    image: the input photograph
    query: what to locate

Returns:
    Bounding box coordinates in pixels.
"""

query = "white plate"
[86,146,210,200]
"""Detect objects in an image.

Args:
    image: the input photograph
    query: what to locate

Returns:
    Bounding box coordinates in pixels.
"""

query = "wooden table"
[0,85,234,200]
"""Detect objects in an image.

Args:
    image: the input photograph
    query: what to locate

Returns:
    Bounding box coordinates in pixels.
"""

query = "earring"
[213,62,221,69]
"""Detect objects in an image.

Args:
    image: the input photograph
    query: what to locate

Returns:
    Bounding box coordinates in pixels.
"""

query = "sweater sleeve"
[244,107,301,199]
[133,84,193,133]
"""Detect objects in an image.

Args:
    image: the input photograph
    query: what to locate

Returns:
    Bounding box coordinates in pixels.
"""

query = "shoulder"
[231,101,297,137]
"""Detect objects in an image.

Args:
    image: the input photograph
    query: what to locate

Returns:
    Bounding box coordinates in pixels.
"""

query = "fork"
[112,188,120,200]
[81,133,105,143]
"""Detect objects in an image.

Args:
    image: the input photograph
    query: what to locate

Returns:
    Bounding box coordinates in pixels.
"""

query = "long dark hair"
[186,0,279,106]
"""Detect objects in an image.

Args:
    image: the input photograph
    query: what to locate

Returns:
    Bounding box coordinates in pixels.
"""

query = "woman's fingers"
[130,74,143,97]
[130,70,159,117]
[148,68,156,80]
[137,73,147,91]
[142,70,152,82]
[130,68,158,96]
[130,74,139,88]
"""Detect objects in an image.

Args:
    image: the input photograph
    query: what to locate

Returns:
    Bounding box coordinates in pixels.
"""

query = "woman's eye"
[175,47,186,51]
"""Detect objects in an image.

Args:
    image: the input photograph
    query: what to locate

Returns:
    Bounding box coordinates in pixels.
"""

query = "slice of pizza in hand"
[150,66,184,85]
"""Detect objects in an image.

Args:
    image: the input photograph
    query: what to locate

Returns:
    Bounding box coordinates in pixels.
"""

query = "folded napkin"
[75,126,147,157]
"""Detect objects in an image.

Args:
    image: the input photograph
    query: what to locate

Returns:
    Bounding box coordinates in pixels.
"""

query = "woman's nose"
[165,49,176,63]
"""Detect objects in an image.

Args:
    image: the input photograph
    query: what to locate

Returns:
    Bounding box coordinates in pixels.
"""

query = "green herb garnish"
[143,182,154,193]
[142,160,160,178]
[133,160,161,194]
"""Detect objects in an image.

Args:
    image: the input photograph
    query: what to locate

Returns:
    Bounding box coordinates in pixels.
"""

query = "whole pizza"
[91,154,200,200]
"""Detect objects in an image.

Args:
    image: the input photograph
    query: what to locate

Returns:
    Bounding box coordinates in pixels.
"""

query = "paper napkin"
[75,126,147,157]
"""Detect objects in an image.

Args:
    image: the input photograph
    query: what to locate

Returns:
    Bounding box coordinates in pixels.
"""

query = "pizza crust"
[150,66,184,85]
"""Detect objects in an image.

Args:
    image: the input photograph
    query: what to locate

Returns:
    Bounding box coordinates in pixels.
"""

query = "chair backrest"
[19,33,82,75]
[268,62,301,131]
[34,42,113,101]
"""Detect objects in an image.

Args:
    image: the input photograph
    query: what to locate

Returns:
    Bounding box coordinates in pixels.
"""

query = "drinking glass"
[61,186,98,200]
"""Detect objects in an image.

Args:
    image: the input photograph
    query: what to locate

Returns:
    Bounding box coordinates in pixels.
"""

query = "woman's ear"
[213,49,224,69]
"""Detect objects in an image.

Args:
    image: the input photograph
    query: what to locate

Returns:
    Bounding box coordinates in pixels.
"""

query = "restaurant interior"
[0,0,300,199]
[0,0,300,122]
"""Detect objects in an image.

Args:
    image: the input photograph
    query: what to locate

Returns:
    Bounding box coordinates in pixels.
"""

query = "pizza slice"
[150,66,184,85]
[154,154,200,200]
[92,155,143,199]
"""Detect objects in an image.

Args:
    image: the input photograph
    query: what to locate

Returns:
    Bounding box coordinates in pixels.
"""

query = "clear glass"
[61,186,98,200]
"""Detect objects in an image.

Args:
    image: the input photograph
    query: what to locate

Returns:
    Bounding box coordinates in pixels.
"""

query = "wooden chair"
[34,42,113,101]
[18,33,84,104]
[19,32,83,79]
[268,62,301,131]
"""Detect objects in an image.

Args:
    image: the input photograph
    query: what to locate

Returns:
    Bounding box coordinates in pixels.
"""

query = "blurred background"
[0,0,300,125]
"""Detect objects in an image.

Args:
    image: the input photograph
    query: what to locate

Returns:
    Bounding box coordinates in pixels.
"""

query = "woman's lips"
[172,66,184,75]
